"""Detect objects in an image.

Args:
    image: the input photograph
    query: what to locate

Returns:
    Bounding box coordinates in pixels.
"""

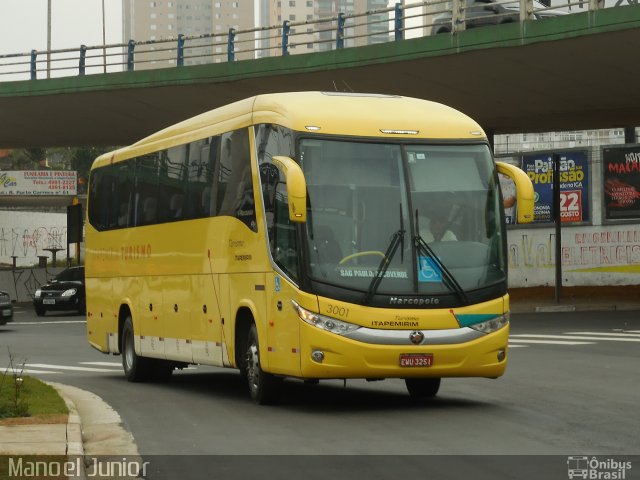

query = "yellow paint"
[567,265,640,274]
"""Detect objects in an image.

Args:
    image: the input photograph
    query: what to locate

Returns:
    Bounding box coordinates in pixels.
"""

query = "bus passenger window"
[216,129,256,231]
[142,197,158,224]
[169,193,184,219]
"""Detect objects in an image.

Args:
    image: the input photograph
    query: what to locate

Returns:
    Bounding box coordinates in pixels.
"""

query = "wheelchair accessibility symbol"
[418,256,442,283]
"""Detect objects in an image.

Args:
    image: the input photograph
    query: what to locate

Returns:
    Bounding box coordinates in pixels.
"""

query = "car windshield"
[299,139,505,297]
[54,268,84,282]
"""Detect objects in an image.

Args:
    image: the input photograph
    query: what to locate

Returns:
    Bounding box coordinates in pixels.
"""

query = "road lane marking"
[508,339,595,345]
[19,369,62,374]
[11,320,86,325]
[507,344,528,348]
[566,331,640,338]
[28,363,121,373]
[511,334,640,342]
[79,361,121,367]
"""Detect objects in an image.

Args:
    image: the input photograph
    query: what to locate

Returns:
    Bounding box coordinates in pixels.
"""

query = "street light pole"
[102,0,107,73]
[47,0,51,78]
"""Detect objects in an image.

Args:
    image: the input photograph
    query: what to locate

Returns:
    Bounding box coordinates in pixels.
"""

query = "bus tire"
[405,378,441,399]
[245,324,281,405]
[122,316,151,382]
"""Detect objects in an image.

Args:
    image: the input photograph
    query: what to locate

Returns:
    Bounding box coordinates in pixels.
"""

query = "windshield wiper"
[414,210,469,305]
[364,204,405,304]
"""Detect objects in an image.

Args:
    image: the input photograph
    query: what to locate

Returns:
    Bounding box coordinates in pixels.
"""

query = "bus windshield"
[300,139,505,298]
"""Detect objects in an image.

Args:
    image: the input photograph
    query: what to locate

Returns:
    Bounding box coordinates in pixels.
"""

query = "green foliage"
[0,352,68,419]
[0,350,29,418]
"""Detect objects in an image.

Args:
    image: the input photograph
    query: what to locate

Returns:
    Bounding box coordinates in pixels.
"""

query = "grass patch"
[0,376,68,421]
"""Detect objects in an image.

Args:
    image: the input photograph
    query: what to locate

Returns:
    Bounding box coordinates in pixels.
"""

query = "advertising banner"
[602,145,640,220]
[0,170,77,196]
[521,151,589,224]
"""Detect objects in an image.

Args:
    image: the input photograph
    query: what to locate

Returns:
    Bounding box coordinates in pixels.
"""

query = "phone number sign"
[0,170,77,196]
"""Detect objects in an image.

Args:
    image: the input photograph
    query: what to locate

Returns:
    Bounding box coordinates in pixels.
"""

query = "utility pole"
[102,0,107,73]
[47,0,51,79]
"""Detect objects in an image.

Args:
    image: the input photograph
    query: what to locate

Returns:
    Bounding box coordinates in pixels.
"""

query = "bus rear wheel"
[122,316,151,382]
[245,324,281,405]
[405,378,441,399]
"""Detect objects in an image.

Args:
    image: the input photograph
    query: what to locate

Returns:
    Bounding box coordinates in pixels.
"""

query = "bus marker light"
[380,129,419,135]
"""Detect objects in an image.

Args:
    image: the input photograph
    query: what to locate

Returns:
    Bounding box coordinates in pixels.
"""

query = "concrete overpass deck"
[0,5,639,147]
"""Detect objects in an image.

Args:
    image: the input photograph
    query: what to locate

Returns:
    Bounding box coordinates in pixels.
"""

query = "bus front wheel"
[405,378,441,399]
[122,316,151,382]
[245,324,281,405]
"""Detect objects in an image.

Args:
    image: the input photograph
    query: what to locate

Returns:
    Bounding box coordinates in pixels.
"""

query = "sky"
[0,0,123,56]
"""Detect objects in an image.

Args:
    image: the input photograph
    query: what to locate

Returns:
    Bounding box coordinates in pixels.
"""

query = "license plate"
[400,353,433,367]
[43,299,56,305]
[2,309,10,316]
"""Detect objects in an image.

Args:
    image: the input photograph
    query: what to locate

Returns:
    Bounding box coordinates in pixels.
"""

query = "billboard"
[521,151,589,224]
[602,145,640,220]
[0,170,77,196]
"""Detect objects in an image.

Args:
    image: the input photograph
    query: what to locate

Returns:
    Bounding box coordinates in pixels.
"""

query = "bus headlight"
[469,312,509,334]
[291,300,360,336]
[61,288,77,297]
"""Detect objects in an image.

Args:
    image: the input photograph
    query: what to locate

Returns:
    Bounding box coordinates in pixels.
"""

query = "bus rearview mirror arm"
[272,156,307,223]
[495,161,534,224]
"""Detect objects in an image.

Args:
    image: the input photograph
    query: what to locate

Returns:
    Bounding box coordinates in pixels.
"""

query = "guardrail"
[0,0,615,82]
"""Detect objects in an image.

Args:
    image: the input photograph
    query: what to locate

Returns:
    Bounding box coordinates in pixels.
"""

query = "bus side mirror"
[496,161,534,224]
[272,156,307,223]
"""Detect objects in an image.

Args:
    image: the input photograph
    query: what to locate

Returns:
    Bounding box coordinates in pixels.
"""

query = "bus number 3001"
[326,305,349,318]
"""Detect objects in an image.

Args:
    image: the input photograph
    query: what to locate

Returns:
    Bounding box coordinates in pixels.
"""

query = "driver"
[419,211,457,243]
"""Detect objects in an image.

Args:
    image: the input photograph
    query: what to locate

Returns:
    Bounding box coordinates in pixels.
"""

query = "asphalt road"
[1,305,639,479]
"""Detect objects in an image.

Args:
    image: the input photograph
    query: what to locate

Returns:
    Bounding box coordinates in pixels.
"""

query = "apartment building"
[122,0,392,66]
[122,0,257,67]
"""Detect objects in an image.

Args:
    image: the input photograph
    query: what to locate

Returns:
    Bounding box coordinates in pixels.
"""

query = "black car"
[34,266,85,316]
[0,290,13,325]
[430,0,566,34]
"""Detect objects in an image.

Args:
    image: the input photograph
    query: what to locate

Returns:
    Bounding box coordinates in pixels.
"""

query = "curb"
[512,303,640,314]
[50,383,87,480]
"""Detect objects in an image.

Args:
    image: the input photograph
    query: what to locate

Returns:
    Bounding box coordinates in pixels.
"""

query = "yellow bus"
[86,92,533,404]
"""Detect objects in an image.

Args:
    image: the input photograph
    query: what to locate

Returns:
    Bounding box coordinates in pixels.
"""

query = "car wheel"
[35,306,46,317]
[245,324,281,405]
[405,378,441,399]
[122,316,151,382]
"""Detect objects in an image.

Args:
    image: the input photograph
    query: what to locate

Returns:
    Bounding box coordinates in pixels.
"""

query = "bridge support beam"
[624,126,637,144]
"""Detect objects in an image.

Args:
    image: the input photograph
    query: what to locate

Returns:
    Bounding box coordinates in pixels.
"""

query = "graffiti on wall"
[0,267,60,303]
[0,226,67,265]
[507,227,640,287]
[564,229,640,272]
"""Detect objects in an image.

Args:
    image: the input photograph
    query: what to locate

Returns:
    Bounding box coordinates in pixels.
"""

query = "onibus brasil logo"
[567,456,633,479]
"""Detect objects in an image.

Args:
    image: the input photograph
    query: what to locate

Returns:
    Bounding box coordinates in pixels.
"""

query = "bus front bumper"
[298,321,509,379]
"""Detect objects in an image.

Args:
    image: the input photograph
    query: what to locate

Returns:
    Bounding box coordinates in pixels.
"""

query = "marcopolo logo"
[567,456,632,480]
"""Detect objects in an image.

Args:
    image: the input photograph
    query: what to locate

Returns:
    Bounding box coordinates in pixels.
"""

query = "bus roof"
[93,92,486,169]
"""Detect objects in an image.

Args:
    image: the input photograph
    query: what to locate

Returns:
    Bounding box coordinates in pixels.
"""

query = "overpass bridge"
[1,1,639,148]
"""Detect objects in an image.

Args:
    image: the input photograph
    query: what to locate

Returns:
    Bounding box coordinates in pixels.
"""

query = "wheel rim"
[246,343,260,395]
[124,333,134,371]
